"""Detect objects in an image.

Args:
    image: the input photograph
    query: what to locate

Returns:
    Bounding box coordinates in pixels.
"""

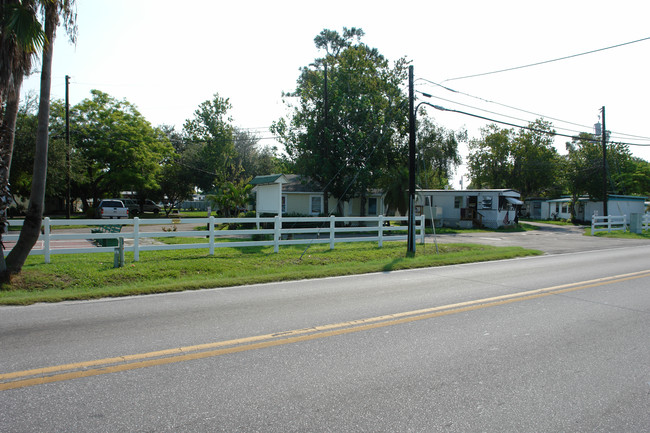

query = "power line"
[421,93,591,137]
[417,77,650,142]
[425,103,650,147]
[442,36,650,82]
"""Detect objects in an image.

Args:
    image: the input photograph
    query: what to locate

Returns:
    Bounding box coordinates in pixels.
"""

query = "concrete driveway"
[427,221,650,255]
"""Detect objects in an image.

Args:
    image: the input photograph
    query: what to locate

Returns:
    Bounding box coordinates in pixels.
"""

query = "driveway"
[427,221,650,255]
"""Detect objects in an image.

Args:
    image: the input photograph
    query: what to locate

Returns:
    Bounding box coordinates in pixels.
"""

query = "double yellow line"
[2,270,649,391]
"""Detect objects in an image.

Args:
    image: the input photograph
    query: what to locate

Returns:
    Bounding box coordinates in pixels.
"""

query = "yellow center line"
[2,269,649,391]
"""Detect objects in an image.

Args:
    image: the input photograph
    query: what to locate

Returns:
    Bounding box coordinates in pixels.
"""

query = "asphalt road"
[1,241,649,432]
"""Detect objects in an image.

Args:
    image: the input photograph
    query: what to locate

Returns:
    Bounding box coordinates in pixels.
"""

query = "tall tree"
[467,124,513,189]
[510,119,560,198]
[232,127,281,181]
[11,97,69,203]
[70,90,173,207]
[183,93,237,192]
[272,28,409,215]
[3,0,76,280]
[563,134,636,200]
[0,0,44,268]
[415,116,464,189]
[467,119,560,198]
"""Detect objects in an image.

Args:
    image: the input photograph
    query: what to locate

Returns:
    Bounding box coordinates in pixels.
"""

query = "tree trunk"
[3,5,56,280]
[0,74,23,275]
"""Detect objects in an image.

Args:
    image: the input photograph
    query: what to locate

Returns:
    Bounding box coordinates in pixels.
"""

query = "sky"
[22,0,650,189]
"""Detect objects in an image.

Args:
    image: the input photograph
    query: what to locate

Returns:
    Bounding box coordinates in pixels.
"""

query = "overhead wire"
[416,77,650,144]
[441,36,650,83]
[424,103,650,147]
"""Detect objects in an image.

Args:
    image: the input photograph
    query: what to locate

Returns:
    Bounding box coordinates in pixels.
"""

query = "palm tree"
[0,0,44,274]
[2,0,76,281]
[208,181,253,218]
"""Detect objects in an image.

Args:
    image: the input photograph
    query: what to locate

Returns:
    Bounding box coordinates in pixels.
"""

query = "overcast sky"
[22,0,650,188]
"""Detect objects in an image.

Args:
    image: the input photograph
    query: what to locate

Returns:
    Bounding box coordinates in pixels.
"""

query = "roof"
[418,189,520,196]
[545,195,647,203]
[249,174,287,185]
[281,174,323,193]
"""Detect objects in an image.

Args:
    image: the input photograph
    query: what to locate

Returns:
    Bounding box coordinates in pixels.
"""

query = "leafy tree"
[416,116,464,189]
[157,125,195,215]
[617,157,650,197]
[511,119,561,198]
[467,124,513,189]
[183,93,237,192]
[207,180,252,218]
[232,127,282,181]
[4,0,77,280]
[563,134,636,200]
[11,97,70,204]
[379,117,464,215]
[467,120,560,198]
[70,90,174,207]
[272,28,409,215]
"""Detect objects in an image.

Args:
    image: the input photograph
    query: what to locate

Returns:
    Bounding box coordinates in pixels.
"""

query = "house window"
[282,196,287,214]
[310,195,323,215]
[368,197,377,215]
[480,196,493,209]
[561,202,569,214]
[454,196,463,208]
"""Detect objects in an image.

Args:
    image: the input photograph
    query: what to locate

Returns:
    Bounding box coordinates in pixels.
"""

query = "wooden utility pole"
[601,106,607,217]
[407,66,416,253]
[65,75,71,219]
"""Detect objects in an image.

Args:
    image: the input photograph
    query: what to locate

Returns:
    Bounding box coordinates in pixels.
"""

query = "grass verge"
[585,228,650,238]
[0,242,541,305]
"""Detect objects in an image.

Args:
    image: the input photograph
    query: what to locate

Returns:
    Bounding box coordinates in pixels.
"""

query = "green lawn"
[0,241,542,305]
[585,228,650,238]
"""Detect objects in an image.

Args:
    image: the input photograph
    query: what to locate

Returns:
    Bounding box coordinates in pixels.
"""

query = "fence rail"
[591,213,650,235]
[4,215,426,264]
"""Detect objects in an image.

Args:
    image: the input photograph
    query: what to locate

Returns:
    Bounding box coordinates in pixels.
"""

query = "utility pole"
[65,75,71,219]
[407,65,416,254]
[323,62,329,211]
[601,106,607,217]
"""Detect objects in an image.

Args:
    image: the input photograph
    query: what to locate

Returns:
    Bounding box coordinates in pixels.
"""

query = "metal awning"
[505,197,524,205]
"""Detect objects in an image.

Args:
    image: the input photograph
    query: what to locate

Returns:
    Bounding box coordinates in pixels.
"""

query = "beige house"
[250,174,384,217]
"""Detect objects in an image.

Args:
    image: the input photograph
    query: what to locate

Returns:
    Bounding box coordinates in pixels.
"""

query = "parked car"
[142,199,161,214]
[121,199,161,215]
[121,199,140,215]
[95,199,129,219]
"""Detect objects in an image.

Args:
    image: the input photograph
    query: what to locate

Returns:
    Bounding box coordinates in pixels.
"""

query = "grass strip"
[0,242,541,305]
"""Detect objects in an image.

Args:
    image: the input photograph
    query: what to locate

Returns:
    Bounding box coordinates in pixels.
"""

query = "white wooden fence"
[591,213,650,235]
[4,215,426,264]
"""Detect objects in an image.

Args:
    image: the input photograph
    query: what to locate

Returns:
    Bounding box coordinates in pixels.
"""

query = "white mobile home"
[417,189,523,229]
[541,195,647,222]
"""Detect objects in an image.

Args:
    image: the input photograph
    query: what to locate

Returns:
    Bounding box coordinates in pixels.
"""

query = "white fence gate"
[591,213,649,235]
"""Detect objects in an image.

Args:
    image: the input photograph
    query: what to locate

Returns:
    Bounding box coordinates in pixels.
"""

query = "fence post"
[591,215,596,235]
[378,215,384,248]
[419,215,425,244]
[44,217,50,264]
[330,215,336,250]
[623,214,627,232]
[209,216,215,255]
[274,216,281,253]
[133,217,140,262]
